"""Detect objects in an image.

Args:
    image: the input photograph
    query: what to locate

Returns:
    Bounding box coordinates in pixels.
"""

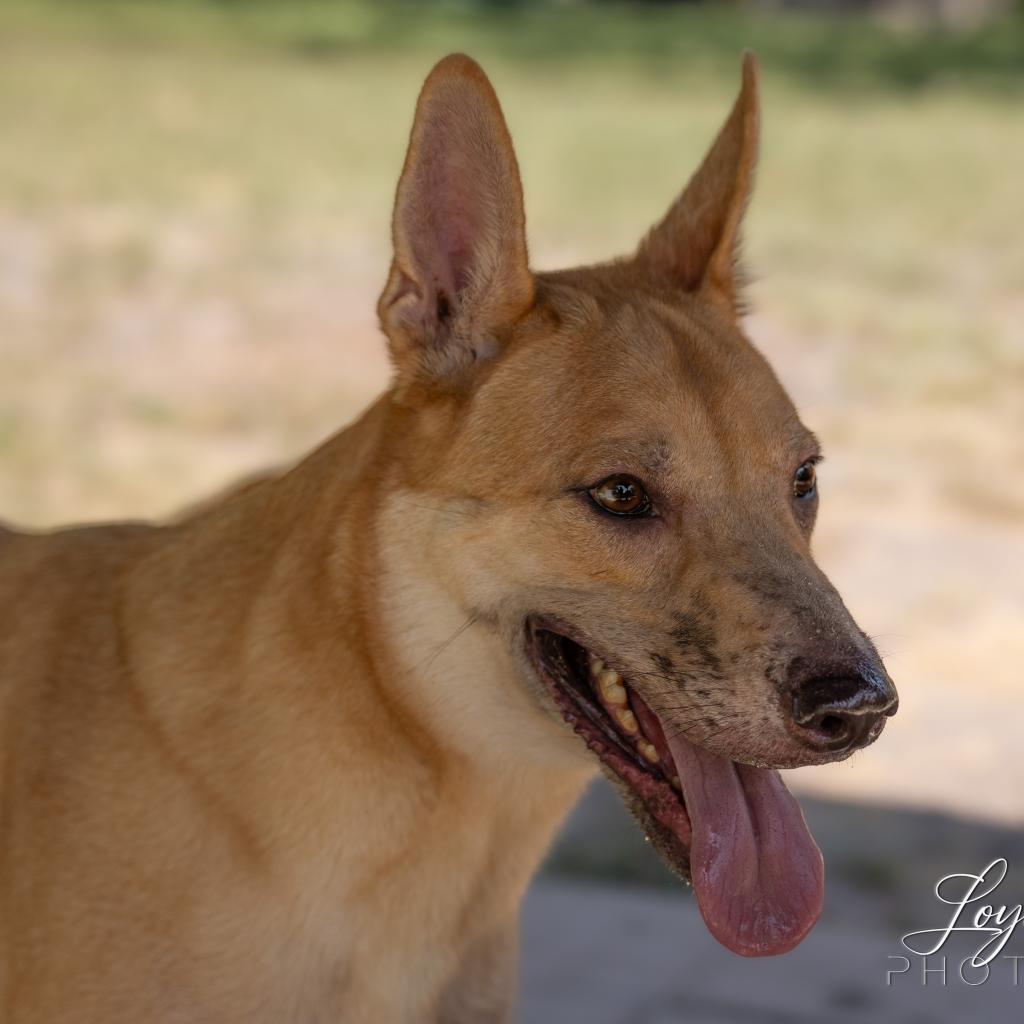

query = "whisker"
[397,498,480,520]
[422,614,479,671]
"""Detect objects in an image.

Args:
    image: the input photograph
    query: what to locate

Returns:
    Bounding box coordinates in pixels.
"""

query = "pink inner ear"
[414,143,484,305]
[434,163,477,299]
[383,54,534,369]
[441,236,473,296]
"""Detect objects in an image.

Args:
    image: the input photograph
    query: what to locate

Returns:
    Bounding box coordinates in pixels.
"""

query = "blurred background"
[1,0,1021,1019]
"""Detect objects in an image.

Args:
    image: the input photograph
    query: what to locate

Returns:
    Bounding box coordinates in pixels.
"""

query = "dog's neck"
[121,393,590,976]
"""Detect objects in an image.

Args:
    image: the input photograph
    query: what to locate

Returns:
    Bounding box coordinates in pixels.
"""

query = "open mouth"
[527,623,692,857]
[527,618,825,958]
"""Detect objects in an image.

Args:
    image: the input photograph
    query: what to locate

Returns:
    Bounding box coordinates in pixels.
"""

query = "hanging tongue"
[666,731,824,957]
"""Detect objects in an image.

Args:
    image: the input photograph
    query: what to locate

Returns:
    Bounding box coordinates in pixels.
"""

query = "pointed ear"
[377,54,534,392]
[635,53,760,316]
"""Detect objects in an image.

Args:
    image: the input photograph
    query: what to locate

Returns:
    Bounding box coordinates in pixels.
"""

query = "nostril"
[817,713,847,739]
[790,674,893,752]
[799,709,857,749]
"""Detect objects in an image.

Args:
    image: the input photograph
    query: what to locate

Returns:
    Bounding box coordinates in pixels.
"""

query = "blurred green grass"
[3,0,1023,90]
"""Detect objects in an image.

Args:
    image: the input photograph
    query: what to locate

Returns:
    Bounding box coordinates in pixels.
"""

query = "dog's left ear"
[635,53,760,317]
[378,54,534,394]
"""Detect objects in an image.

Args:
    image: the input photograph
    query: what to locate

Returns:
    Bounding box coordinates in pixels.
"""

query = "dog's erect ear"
[378,54,534,392]
[635,53,760,316]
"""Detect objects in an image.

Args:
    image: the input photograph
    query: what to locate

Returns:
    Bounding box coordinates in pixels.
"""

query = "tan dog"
[0,53,897,1023]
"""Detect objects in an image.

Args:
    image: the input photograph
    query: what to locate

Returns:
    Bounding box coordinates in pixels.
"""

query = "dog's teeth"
[671,775,682,792]
[605,682,628,706]
[598,670,627,706]
[638,740,659,764]
[615,708,639,735]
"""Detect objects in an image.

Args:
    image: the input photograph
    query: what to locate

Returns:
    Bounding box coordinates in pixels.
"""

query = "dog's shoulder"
[0,519,161,661]
[0,521,164,771]
[0,518,159,581]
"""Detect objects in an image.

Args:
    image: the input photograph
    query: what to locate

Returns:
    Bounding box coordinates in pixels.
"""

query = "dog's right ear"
[378,54,534,395]
[634,53,760,318]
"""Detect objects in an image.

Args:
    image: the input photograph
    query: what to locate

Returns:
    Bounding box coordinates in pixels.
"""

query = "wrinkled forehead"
[459,279,812,487]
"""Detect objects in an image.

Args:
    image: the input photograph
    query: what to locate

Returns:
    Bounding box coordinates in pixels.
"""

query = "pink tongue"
[666,732,824,957]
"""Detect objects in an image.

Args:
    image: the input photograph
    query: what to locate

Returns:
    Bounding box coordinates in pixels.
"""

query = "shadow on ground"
[521,779,1024,1022]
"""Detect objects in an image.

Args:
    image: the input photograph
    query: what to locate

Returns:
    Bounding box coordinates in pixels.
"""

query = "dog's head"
[376,54,897,957]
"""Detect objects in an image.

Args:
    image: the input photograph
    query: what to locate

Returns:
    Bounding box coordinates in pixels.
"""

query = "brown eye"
[793,461,817,499]
[589,475,652,517]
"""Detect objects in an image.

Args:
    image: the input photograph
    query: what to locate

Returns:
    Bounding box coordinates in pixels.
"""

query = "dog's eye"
[793,461,817,499]
[589,475,652,517]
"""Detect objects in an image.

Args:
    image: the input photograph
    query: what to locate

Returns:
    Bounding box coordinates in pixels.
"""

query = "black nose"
[791,671,898,754]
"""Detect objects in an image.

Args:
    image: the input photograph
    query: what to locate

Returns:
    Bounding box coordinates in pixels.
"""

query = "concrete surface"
[521,880,1022,1024]
[518,781,1024,1023]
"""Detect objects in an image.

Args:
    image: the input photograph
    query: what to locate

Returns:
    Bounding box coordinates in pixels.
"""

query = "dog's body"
[0,55,896,1022]
[0,418,580,1021]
